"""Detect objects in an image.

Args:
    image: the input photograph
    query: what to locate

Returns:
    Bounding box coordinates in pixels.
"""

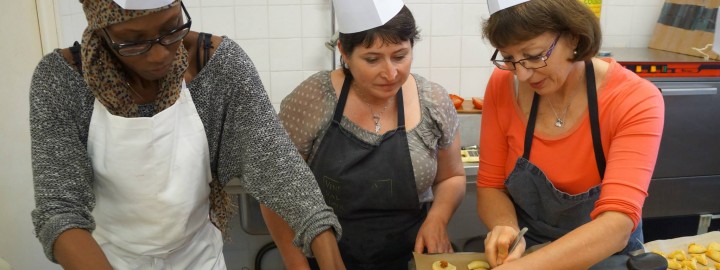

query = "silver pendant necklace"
[356,89,390,134]
[546,94,574,128]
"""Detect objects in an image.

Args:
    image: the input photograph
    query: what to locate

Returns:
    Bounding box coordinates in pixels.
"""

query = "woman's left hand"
[414,217,453,254]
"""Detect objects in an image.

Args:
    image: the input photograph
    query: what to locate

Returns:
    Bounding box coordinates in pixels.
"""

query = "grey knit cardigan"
[29,37,340,262]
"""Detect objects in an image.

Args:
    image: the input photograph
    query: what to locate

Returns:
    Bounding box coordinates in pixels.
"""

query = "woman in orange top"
[475,0,664,269]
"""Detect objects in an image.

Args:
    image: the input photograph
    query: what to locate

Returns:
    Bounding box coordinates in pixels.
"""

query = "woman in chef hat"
[475,0,664,269]
[29,0,346,269]
[260,0,467,269]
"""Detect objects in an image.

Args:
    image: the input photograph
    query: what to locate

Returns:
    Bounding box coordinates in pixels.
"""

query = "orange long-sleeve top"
[476,58,664,229]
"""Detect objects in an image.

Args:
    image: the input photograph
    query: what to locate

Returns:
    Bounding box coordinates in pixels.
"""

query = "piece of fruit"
[449,94,464,109]
[472,97,484,110]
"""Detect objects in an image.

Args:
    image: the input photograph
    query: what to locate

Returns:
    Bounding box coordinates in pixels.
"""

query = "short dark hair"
[338,6,420,76]
[482,0,601,61]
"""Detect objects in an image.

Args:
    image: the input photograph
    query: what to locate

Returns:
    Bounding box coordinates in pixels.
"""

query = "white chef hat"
[333,0,405,34]
[113,0,175,10]
[487,0,533,15]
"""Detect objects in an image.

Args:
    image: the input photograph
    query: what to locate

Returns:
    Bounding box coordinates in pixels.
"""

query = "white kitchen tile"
[201,0,234,7]
[631,5,662,36]
[462,0,485,3]
[629,35,652,48]
[461,4,485,36]
[270,71,305,103]
[460,67,491,98]
[61,14,85,47]
[412,39,431,68]
[183,0,201,7]
[201,7,235,38]
[602,6,634,36]
[634,0,664,6]
[411,68,431,80]
[302,4,331,38]
[405,0,433,3]
[302,0,326,4]
[407,4,432,36]
[235,6,268,39]
[430,36,462,67]
[60,15,76,48]
[431,68,461,94]
[433,0,462,3]
[269,38,303,71]
[303,70,321,79]
[258,71,271,94]
[73,13,87,40]
[302,38,333,70]
[187,7,205,33]
[431,4,462,36]
[604,0,636,6]
[58,0,73,16]
[461,36,492,67]
[268,5,302,38]
[268,0,301,5]
[237,39,270,72]
[601,35,632,48]
[236,0,268,5]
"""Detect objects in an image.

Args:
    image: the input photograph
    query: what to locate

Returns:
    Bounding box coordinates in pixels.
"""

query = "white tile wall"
[55,0,665,107]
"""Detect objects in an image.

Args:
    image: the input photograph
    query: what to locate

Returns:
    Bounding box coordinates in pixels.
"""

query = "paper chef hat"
[333,0,405,34]
[113,0,175,10]
[487,0,532,15]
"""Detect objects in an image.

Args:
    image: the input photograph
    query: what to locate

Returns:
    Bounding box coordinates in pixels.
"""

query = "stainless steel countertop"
[225,162,480,195]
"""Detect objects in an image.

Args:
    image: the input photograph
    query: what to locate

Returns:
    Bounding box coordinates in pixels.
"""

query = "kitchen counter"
[601,47,718,63]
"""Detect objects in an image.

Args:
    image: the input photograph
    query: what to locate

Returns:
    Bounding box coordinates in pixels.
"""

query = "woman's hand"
[414,216,453,254]
[484,226,526,267]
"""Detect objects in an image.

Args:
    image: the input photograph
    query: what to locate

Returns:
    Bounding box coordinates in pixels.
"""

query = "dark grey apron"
[307,75,425,270]
[505,60,644,256]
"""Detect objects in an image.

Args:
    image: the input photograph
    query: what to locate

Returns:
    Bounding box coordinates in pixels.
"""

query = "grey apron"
[307,75,426,270]
[505,60,644,255]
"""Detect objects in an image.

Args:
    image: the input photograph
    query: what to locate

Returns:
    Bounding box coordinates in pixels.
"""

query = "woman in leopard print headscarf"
[29,0,345,269]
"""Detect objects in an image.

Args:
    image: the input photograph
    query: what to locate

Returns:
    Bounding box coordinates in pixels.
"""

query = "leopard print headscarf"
[79,0,187,117]
[80,0,234,238]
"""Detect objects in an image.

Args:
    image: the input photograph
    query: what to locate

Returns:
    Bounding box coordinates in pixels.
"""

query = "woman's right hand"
[483,226,526,268]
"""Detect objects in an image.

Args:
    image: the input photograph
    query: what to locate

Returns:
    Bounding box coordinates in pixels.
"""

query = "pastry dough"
[688,243,706,254]
[431,260,457,270]
[690,254,708,266]
[706,249,720,263]
[707,242,720,252]
[467,260,490,270]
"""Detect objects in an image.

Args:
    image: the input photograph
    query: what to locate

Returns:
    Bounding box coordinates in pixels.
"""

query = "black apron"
[505,60,644,256]
[307,75,425,270]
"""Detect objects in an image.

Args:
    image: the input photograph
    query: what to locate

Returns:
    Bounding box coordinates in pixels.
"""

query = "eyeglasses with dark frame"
[102,3,192,57]
[490,34,561,71]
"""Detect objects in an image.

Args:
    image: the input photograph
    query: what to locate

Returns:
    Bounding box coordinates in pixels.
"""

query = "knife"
[508,227,528,254]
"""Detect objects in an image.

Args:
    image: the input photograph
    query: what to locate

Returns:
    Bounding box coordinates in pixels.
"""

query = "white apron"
[87,84,226,269]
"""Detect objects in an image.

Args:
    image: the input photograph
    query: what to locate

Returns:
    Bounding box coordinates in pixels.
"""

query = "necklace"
[355,89,390,134]
[546,90,578,128]
[126,82,148,103]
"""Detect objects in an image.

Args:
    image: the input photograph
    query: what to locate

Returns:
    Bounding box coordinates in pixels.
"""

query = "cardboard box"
[648,0,720,60]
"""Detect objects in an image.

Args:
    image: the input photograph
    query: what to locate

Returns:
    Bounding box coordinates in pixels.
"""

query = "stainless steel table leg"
[697,214,720,234]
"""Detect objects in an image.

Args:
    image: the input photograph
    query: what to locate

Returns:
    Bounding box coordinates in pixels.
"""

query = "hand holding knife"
[508,227,528,254]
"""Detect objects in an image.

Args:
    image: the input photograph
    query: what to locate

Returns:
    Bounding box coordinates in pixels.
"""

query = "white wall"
[0,0,62,269]
[0,0,664,268]
[54,0,665,106]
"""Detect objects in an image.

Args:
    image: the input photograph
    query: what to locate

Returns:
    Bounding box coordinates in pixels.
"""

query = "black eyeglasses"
[490,34,561,71]
[103,3,192,57]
